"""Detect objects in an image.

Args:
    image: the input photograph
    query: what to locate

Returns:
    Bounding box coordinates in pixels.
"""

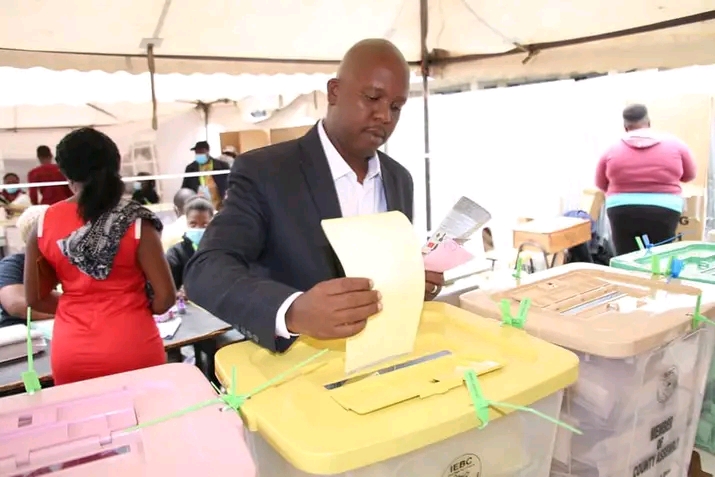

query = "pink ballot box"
[0,363,255,477]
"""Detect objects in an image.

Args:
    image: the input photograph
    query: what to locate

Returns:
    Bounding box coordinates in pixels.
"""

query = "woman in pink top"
[594,104,696,255]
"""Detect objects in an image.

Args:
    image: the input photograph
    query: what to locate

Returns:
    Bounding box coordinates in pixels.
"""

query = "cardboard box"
[219,130,270,154]
[270,126,312,145]
[580,189,605,221]
[677,193,705,241]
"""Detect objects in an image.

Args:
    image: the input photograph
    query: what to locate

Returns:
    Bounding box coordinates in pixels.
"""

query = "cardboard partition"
[219,126,313,155]
[678,191,706,240]
[219,130,270,154]
[270,126,312,145]
[580,189,605,221]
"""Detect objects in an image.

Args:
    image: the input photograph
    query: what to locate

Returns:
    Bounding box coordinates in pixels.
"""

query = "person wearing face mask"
[165,197,214,291]
[0,173,32,217]
[130,171,160,205]
[180,141,229,211]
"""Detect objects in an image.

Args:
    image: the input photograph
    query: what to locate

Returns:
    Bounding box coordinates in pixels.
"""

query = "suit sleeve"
[184,158,300,352]
[165,244,185,290]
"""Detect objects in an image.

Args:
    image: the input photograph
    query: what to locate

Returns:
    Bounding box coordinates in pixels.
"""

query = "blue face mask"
[195,154,209,165]
[5,187,18,194]
[133,182,142,191]
[185,228,206,246]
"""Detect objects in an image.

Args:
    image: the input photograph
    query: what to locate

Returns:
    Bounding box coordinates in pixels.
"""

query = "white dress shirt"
[275,121,387,338]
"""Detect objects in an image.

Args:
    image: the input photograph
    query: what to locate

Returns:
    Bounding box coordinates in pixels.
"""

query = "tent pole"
[146,44,158,131]
[419,0,432,232]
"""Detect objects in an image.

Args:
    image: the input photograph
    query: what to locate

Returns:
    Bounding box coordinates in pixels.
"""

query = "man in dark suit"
[180,141,230,210]
[184,39,444,353]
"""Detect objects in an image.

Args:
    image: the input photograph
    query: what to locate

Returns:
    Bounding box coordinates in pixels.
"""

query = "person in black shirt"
[131,172,160,205]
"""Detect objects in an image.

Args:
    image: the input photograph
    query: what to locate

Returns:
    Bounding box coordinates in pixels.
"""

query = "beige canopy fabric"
[1,1,714,81]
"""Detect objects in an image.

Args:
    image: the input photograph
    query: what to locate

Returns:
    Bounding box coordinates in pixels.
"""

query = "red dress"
[38,202,166,385]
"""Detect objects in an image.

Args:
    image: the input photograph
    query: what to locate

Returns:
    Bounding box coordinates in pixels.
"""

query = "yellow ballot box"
[215,302,579,477]
[460,263,715,477]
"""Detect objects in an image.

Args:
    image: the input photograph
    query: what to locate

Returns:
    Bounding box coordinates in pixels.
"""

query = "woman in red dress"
[24,128,176,385]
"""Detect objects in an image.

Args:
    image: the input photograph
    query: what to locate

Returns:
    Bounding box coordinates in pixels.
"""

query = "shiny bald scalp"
[336,38,410,82]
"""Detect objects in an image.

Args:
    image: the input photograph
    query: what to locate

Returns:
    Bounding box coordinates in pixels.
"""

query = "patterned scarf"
[57,199,163,280]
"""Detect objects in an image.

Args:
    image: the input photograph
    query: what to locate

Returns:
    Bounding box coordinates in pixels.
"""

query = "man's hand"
[424,271,445,301]
[285,278,381,340]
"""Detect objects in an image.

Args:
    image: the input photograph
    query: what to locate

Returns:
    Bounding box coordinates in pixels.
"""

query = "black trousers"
[607,205,681,256]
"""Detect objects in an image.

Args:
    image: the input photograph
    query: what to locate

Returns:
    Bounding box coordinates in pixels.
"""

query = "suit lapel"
[297,125,344,277]
[298,125,343,221]
[379,154,401,213]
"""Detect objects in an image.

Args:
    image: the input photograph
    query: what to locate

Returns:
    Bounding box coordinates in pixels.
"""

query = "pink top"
[595,129,696,195]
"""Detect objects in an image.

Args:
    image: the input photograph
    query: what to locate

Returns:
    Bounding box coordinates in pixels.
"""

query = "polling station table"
[0,303,243,395]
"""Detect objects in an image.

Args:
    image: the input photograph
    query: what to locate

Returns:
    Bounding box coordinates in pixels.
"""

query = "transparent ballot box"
[611,241,715,454]
[0,363,255,476]
[215,302,579,477]
[460,263,715,477]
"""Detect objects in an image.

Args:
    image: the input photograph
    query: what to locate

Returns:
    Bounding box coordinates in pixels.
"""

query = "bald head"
[337,39,410,81]
[174,188,197,216]
[324,39,411,168]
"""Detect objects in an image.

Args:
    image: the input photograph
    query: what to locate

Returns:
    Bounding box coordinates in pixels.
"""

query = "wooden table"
[0,303,243,395]
[513,216,591,269]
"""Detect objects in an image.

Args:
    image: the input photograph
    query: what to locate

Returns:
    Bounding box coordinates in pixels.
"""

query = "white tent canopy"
[1,1,714,80]
[0,67,332,129]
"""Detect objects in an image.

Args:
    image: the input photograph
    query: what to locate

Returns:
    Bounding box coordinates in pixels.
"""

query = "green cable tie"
[124,348,329,433]
[692,294,715,329]
[650,255,662,277]
[499,298,530,329]
[22,307,42,394]
[635,236,645,251]
[463,369,581,435]
[513,257,523,281]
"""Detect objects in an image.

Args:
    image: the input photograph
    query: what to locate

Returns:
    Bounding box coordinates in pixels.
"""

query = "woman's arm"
[23,228,59,314]
[594,153,609,192]
[679,142,697,183]
[138,221,177,314]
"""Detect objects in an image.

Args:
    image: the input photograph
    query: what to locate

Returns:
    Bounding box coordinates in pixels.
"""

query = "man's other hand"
[424,271,444,301]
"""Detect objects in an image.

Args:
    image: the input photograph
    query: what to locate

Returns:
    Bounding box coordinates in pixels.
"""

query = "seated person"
[166,197,214,291]
[0,173,32,218]
[0,205,54,328]
[162,188,197,251]
[131,172,160,205]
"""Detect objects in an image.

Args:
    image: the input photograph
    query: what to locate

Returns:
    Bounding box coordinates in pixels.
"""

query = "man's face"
[186,210,212,229]
[4,175,18,186]
[195,147,209,156]
[327,61,409,158]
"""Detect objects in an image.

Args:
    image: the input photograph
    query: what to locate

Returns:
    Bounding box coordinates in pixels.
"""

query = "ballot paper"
[157,317,182,339]
[322,211,425,374]
[423,237,474,273]
[424,196,491,253]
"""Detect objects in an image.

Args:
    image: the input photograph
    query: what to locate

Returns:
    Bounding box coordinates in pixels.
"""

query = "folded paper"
[322,211,425,374]
[423,238,474,273]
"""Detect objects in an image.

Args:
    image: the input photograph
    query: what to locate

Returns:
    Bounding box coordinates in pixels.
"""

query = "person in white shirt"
[184,39,444,352]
